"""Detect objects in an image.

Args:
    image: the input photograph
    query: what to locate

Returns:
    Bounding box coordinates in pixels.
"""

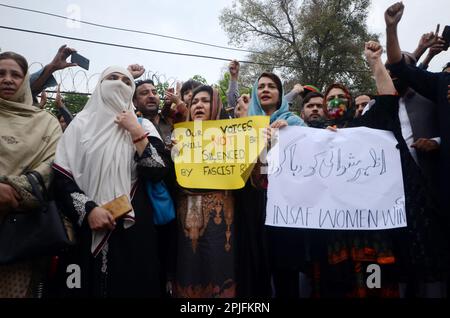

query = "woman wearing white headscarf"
[53,66,167,297]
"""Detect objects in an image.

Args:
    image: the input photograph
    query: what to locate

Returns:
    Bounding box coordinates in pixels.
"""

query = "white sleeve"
[431,137,441,145]
[141,118,162,141]
[361,99,376,116]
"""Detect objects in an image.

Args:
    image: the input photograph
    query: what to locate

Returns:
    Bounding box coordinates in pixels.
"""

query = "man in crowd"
[300,91,326,127]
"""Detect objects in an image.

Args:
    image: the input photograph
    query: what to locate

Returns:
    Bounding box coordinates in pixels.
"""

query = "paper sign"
[173,116,269,189]
[266,126,406,230]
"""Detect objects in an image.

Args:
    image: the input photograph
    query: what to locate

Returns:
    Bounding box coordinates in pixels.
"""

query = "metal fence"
[30,61,179,97]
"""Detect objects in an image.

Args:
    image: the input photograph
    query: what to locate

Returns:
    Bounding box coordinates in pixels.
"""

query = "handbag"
[146,181,176,225]
[0,171,72,265]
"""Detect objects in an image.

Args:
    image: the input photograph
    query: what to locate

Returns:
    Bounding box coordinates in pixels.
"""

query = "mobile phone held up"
[71,52,90,70]
[442,25,450,51]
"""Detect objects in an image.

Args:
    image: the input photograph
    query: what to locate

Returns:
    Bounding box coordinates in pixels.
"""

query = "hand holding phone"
[442,25,450,51]
[164,87,178,105]
[435,24,440,36]
[71,52,90,70]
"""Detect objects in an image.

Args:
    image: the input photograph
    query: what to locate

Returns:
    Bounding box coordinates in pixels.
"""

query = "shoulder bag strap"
[25,171,46,205]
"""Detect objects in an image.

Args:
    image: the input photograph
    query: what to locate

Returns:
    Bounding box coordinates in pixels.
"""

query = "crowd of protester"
[1,2,450,298]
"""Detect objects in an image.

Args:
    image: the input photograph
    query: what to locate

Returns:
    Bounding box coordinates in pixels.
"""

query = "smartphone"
[435,24,440,35]
[442,25,450,51]
[71,52,90,70]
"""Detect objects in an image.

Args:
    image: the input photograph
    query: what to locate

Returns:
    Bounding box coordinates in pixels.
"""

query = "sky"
[0,0,449,94]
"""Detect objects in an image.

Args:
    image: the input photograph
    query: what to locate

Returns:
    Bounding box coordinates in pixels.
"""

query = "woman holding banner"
[236,72,308,297]
[173,85,237,298]
[309,41,447,298]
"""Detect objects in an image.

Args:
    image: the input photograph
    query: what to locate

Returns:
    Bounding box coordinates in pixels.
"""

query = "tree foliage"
[215,72,252,108]
[45,92,89,115]
[220,0,378,93]
[155,81,169,108]
[61,93,89,114]
[192,74,208,85]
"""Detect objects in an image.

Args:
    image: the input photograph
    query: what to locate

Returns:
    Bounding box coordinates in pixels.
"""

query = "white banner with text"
[265,126,406,230]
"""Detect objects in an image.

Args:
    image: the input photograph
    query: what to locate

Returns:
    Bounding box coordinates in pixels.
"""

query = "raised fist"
[127,64,145,79]
[385,2,404,27]
[364,41,383,64]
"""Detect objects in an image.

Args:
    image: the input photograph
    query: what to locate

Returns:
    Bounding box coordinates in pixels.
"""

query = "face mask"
[100,79,133,113]
[327,98,348,119]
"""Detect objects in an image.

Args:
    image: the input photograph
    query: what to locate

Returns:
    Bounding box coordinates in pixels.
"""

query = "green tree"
[220,0,378,93]
[216,72,252,109]
[155,81,169,108]
[215,72,231,107]
[192,74,208,85]
[45,91,89,115]
[61,92,89,114]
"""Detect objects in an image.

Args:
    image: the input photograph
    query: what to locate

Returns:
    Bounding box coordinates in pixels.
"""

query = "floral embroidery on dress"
[101,243,109,274]
[1,136,18,144]
[183,195,209,253]
[179,192,234,253]
[137,143,165,168]
[70,192,90,226]
[41,136,51,144]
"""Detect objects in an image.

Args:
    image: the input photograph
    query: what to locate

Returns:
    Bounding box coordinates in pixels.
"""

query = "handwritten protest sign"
[173,116,269,189]
[266,126,406,230]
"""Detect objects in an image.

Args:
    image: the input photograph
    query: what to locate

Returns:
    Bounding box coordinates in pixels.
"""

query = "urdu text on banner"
[265,126,406,230]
